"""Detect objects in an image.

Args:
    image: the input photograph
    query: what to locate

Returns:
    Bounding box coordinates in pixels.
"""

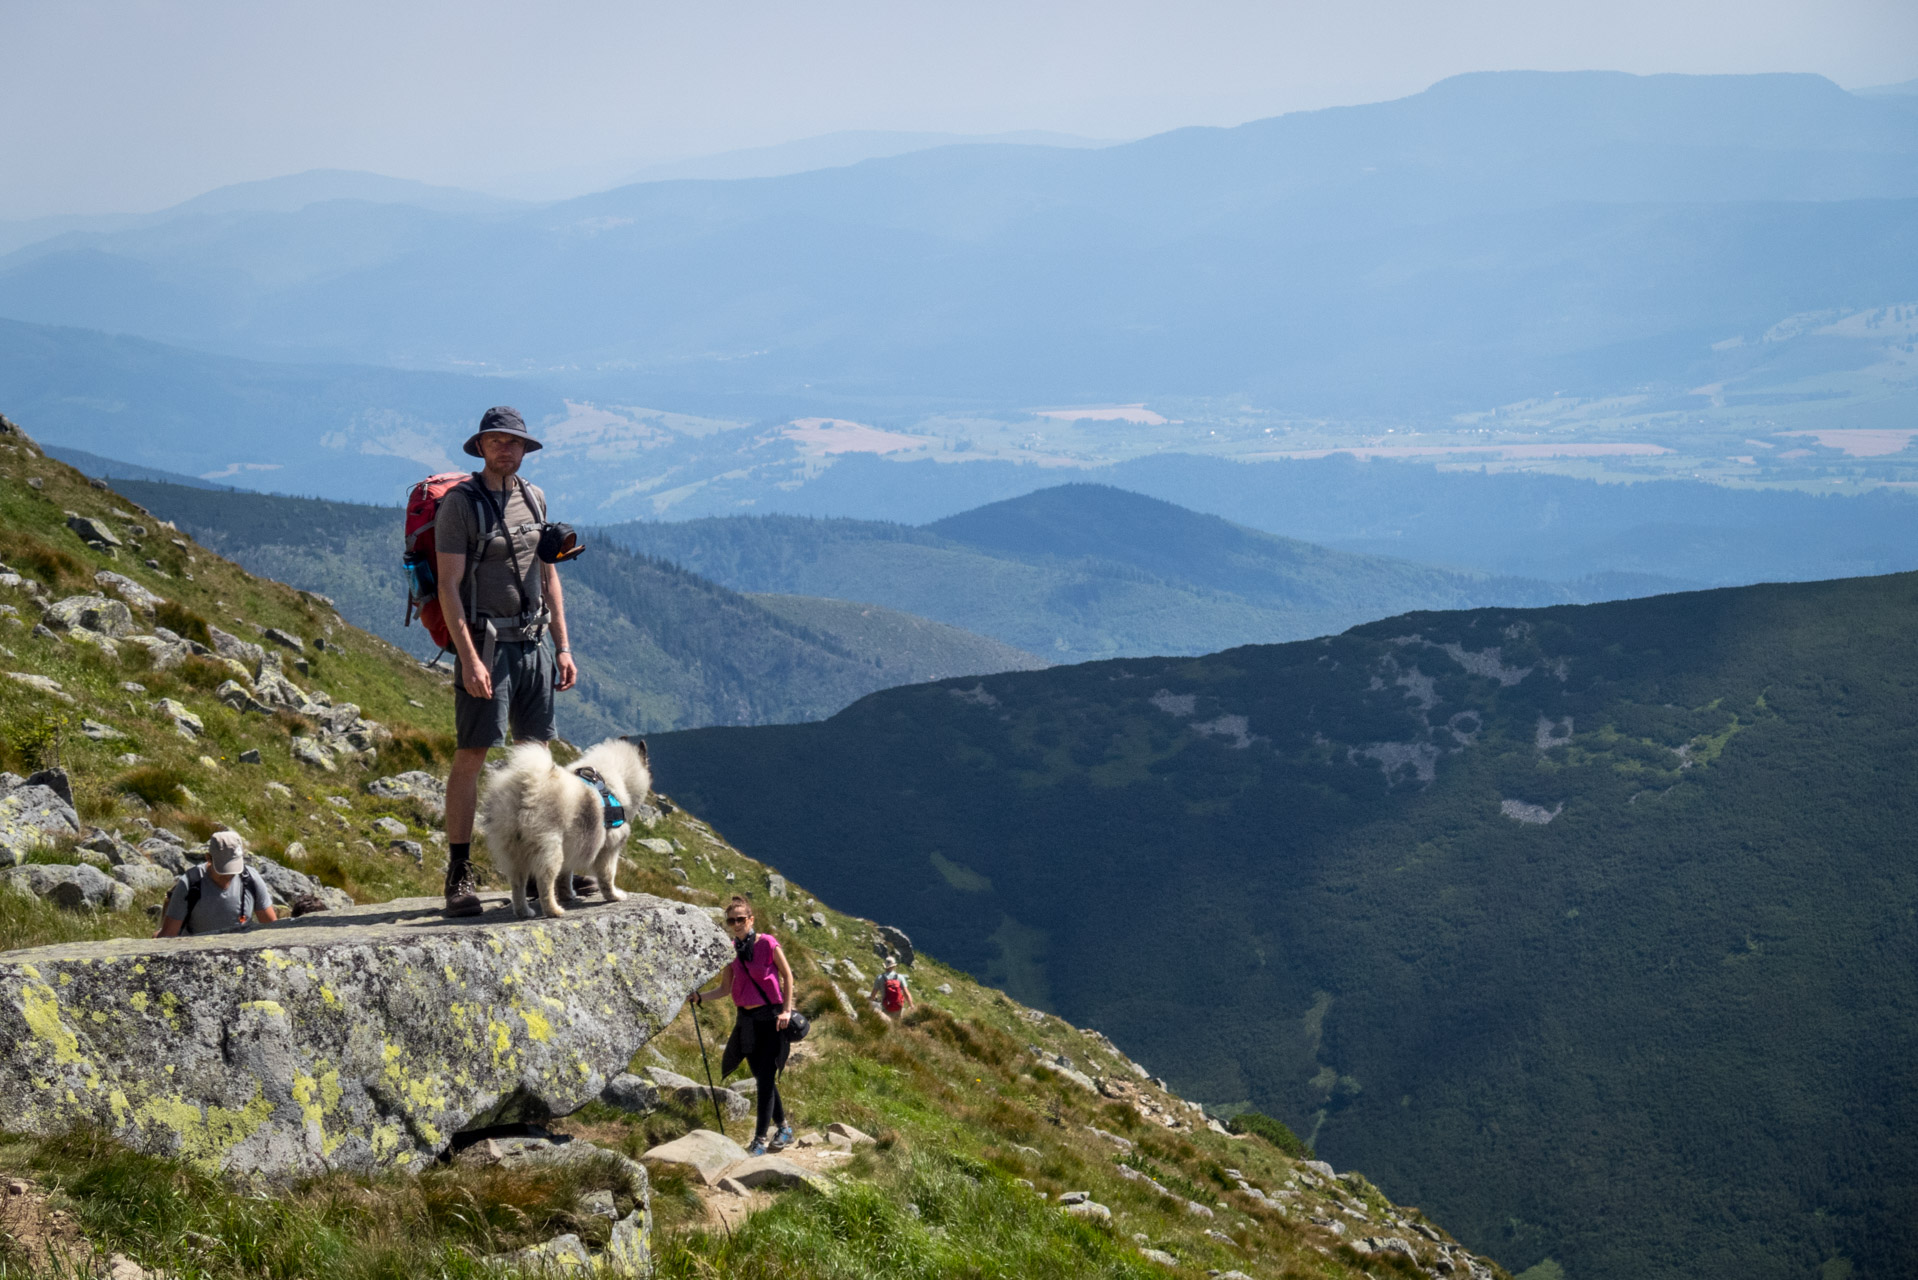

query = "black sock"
[449,842,471,865]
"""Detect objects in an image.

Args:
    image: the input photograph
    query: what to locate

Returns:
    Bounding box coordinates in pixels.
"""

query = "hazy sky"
[5,0,1916,218]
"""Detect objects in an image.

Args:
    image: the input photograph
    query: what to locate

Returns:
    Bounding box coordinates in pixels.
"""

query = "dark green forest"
[649,573,1918,1280]
[117,480,1039,737]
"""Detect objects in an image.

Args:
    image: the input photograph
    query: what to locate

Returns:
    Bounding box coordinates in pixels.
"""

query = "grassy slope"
[643,574,1918,1280]
[111,479,1042,736]
[0,425,1505,1279]
[603,488,1602,665]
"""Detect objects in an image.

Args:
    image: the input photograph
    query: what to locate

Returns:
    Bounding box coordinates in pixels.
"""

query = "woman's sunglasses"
[725,916,751,926]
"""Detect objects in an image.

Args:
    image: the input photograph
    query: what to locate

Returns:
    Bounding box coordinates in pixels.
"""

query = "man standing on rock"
[437,406,580,917]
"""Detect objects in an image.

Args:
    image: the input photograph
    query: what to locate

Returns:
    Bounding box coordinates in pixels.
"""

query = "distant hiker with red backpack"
[872,956,914,1015]
[407,406,584,918]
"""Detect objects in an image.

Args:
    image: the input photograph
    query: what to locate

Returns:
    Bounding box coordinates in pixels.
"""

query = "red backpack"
[882,975,906,1013]
[402,472,478,651]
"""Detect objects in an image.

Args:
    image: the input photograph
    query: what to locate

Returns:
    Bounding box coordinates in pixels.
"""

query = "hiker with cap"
[436,406,584,917]
[156,832,278,937]
[872,955,915,1015]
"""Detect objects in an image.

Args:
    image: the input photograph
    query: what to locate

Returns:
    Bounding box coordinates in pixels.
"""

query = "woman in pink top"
[691,894,797,1155]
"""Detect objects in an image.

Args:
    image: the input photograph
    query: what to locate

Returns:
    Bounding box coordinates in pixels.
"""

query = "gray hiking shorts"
[454,640,557,750]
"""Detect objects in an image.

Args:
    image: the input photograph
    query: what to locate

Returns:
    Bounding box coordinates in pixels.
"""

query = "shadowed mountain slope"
[646,573,1918,1280]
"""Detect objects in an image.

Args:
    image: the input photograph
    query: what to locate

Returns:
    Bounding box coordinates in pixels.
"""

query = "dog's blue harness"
[575,767,625,830]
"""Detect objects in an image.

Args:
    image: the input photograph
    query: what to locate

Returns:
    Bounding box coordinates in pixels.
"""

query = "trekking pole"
[688,996,727,1135]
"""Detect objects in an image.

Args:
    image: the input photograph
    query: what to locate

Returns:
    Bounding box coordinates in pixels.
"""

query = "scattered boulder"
[390,839,423,863]
[493,1233,591,1271]
[238,749,261,764]
[0,891,729,1177]
[645,1066,750,1120]
[766,873,786,899]
[206,625,265,672]
[1064,1200,1112,1221]
[372,816,408,837]
[874,924,914,966]
[601,1073,661,1115]
[635,838,674,856]
[93,571,163,616]
[151,698,203,739]
[80,718,126,741]
[1,863,133,912]
[215,680,272,715]
[826,1122,876,1146]
[1140,1248,1178,1266]
[7,672,74,704]
[366,770,446,819]
[290,736,338,771]
[42,594,133,637]
[248,854,352,912]
[65,515,121,548]
[136,839,190,874]
[110,862,177,894]
[263,628,304,652]
[0,772,82,866]
[78,828,141,866]
[640,1129,750,1186]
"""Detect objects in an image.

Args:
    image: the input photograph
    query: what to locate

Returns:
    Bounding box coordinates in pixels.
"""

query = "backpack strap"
[177,866,257,934]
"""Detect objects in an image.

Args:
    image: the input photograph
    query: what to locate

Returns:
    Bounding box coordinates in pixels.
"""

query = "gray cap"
[207,830,245,875]
[463,405,544,458]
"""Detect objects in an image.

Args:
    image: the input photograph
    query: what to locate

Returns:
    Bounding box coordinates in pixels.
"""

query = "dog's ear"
[622,735,649,764]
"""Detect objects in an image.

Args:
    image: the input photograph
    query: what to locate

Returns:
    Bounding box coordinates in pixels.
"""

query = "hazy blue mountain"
[604,485,1664,662]
[646,572,1918,1280]
[112,479,1041,736]
[2,72,1913,407]
[160,169,522,217]
[41,444,231,490]
[622,129,1112,183]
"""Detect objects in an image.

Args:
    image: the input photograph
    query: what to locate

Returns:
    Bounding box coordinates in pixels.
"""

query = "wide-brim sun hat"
[463,405,544,458]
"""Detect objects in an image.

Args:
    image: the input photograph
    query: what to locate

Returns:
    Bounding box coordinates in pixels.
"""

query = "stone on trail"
[0,890,728,1178]
[640,1129,750,1186]
[645,1066,749,1119]
[724,1154,827,1191]
[826,1122,875,1146]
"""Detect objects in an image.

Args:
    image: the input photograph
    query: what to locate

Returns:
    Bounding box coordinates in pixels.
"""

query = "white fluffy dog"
[478,736,651,919]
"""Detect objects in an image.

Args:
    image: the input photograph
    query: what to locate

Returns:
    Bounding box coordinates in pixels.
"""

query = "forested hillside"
[647,573,1918,1280]
[115,479,1041,736]
[606,486,1650,663]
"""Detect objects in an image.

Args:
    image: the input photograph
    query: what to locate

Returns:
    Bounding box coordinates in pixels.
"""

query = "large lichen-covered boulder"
[0,772,82,866]
[0,891,728,1179]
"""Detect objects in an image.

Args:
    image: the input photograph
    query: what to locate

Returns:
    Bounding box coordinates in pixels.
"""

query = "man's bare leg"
[442,746,489,916]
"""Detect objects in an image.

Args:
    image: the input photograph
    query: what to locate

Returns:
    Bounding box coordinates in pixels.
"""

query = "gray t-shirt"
[163,865,274,935]
[434,475,546,621]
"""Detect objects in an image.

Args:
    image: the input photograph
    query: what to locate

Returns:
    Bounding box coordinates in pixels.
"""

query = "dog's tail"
[477,741,559,865]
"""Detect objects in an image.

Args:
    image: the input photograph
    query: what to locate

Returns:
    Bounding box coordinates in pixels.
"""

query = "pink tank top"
[731,934,784,1007]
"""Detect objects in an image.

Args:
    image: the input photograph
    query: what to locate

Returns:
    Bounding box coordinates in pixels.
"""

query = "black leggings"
[747,1014,786,1138]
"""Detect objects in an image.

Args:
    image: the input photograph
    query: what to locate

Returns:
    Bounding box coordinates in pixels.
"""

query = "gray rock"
[766,873,786,899]
[579,1188,618,1219]
[151,698,203,739]
[645,1066,749,1119]
[365,771,446,820]
[79,829,140,866]
[24,768,73,811]
[724,1155,827,1191]
[136,839,191,874]
[875,924,914,967]
[640,1129,750,1186]
[248,854,352,912]
[65,515,122,548]
[93,571,163,616]
[826,1122,875,1146]
[1063,1200,1112,1221]
[601,1073,661,1115]
[372,816,408,837]
[0,774,82,865]
[206,626,265,671]
[936,983,953,994]
[495,1233,591,1271]
[634,838,674,856]
[1140,1249,1177,1266]
[80,718,126,741]
[238,749,261,765]
[0,891,728,1178]
[290,736,336,771]
[389,840,423,864]
[111,862,177,894]
[263,628,304,652]
[2,863,131,911]
[42,594,133,637]
[7,672,74,704]
[1185,1200,1215,1218]
[215,680,272,715]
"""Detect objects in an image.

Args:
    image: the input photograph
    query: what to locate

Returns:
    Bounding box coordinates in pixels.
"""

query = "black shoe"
[443,861,482,918]
[571,875,599,897]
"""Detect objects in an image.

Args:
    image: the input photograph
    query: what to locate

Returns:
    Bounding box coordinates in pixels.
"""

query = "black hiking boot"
[443,859,482,918]
[571,875,599,897]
